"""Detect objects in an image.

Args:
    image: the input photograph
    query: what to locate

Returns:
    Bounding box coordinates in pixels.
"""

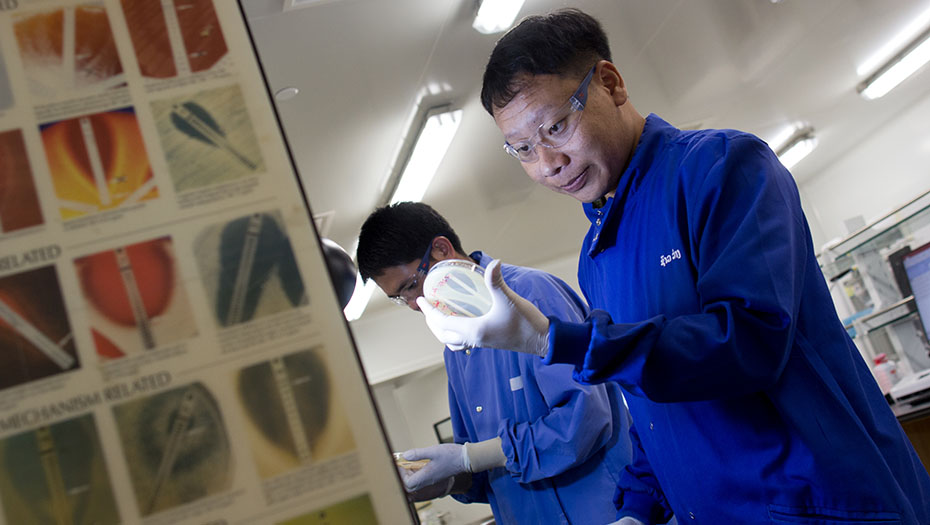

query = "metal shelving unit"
[821,189,930,281]
[821,189,930,377]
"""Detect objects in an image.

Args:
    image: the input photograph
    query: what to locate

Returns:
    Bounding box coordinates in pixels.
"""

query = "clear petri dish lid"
[422,259,492,317]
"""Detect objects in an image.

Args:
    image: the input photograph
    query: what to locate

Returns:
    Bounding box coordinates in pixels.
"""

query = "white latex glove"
[401,444,468,492]
[606,517,647,525]
[417,259,550,356]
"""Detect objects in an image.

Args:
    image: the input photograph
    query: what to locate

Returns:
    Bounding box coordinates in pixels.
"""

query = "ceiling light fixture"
[857,14,930,100]
[343,106,463,321]
[282,0,339,10]
[774,126,817,170]
[473,0,526,35]
[388,106,463,204]
[274,86,300,101]
[343,274,376,321]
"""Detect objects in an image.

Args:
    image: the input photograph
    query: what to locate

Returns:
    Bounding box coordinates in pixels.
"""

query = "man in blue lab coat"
[418,8,930,525]
[357,202,648,524]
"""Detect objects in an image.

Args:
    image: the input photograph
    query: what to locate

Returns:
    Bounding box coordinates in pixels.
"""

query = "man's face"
[372,259,427,312]
[371,238,465,312]
[492,62,637,203]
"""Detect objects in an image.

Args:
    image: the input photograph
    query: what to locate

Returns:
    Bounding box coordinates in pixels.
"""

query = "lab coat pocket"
[768,504,901,524]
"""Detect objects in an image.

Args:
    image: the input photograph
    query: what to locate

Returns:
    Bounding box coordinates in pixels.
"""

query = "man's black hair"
[480,8,612,115]
[357,201,465,281]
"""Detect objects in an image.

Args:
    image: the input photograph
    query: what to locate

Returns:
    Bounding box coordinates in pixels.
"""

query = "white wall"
[801,88,930,249]
[352,306,444,385]
[370,381,414,452]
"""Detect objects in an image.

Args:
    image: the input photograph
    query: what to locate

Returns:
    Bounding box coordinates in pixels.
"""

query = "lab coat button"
[596,218,601,226]
[689,512,695,520]
[475,406,483,413]
[649,422,654,430]
[465,349,471,355]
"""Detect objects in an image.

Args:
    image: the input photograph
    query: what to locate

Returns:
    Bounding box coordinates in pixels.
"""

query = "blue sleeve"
[447,380,491,504]
[498,358,617,482]
[614,421,675,523]
[546,135,808,402]
[496,269,621,482]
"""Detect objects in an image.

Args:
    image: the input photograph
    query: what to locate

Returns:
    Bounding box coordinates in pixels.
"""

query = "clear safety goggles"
[387,241,433,307]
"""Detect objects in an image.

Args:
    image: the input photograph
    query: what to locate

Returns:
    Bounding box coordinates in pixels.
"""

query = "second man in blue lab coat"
[357,202,649,524]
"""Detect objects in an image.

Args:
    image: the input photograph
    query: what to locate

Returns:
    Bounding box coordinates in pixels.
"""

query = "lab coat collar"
[583,114,680,256]
[469,250,492,268]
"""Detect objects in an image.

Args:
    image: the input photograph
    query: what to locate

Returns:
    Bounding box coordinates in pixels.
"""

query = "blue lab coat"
[448,252,637,524]
[545,115,930,524]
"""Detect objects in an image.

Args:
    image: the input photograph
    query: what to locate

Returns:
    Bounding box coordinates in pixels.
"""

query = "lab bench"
[892,398,930,474]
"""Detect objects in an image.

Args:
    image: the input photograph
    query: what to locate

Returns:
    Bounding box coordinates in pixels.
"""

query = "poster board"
[0,0,414,523]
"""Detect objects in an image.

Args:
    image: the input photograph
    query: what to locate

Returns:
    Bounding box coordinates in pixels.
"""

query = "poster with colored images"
[0,1,412,524]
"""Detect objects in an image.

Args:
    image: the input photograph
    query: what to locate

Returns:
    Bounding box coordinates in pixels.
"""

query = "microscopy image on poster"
[0,129,44,234]
[40,107,157,221]
[0,414,121,525]
[278,494,377,525]
[111,382,232,516]
[0,265,79,391]
[0,50,11,110]
[120,0,228,79]
[237,347,357,479]
[151,84,264,192]
[74,236,197,360]
[194,211,307,328]
[12,3,125,101]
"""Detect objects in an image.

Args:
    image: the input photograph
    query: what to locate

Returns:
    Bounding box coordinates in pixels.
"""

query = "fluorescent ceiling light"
[343,274,376,321]
[343,106,463,320]
[389,107,463,204]
[857,19,930,100]
[473,0,525,34]
[857,6,930,76]
[274,86,299,101]
[283,0,338,10]
[774,126,817,170]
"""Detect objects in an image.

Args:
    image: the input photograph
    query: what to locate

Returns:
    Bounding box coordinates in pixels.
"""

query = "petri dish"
[422,260,492,317]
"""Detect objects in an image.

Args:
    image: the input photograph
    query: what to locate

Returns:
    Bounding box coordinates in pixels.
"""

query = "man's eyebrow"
[391,277,412,296]
[504,102,565,142]
[504,110,543,142]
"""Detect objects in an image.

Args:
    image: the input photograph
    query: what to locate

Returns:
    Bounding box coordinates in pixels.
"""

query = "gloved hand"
[400,444,468,492]
[417,259,550,356]
[605,517,646,525]
[397,467,454,501]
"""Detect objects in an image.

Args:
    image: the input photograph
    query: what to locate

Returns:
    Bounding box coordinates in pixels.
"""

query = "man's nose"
[537,145,568,177]
[408,295,421,312]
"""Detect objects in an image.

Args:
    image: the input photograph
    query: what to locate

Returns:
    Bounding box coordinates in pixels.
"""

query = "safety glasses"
[387,241,433,307]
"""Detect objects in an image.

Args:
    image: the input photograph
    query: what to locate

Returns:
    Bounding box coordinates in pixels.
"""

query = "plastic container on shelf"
[873,353,900,394]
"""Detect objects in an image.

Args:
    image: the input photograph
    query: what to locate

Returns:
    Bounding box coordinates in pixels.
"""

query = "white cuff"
[463,437,507,473]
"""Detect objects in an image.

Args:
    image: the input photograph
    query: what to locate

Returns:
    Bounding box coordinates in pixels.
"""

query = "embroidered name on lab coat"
[510,376,524,391]
[660,248,682,267]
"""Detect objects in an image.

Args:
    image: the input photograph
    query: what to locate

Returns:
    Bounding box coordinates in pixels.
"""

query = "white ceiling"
[242,0,930,316]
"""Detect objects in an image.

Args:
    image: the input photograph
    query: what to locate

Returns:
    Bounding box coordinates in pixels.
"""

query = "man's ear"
[597,60,628,107]
[431,236,456,261]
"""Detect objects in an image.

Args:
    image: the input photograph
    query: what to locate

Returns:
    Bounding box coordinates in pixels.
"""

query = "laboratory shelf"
[820,188,930,281]
[846,296,918,336]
